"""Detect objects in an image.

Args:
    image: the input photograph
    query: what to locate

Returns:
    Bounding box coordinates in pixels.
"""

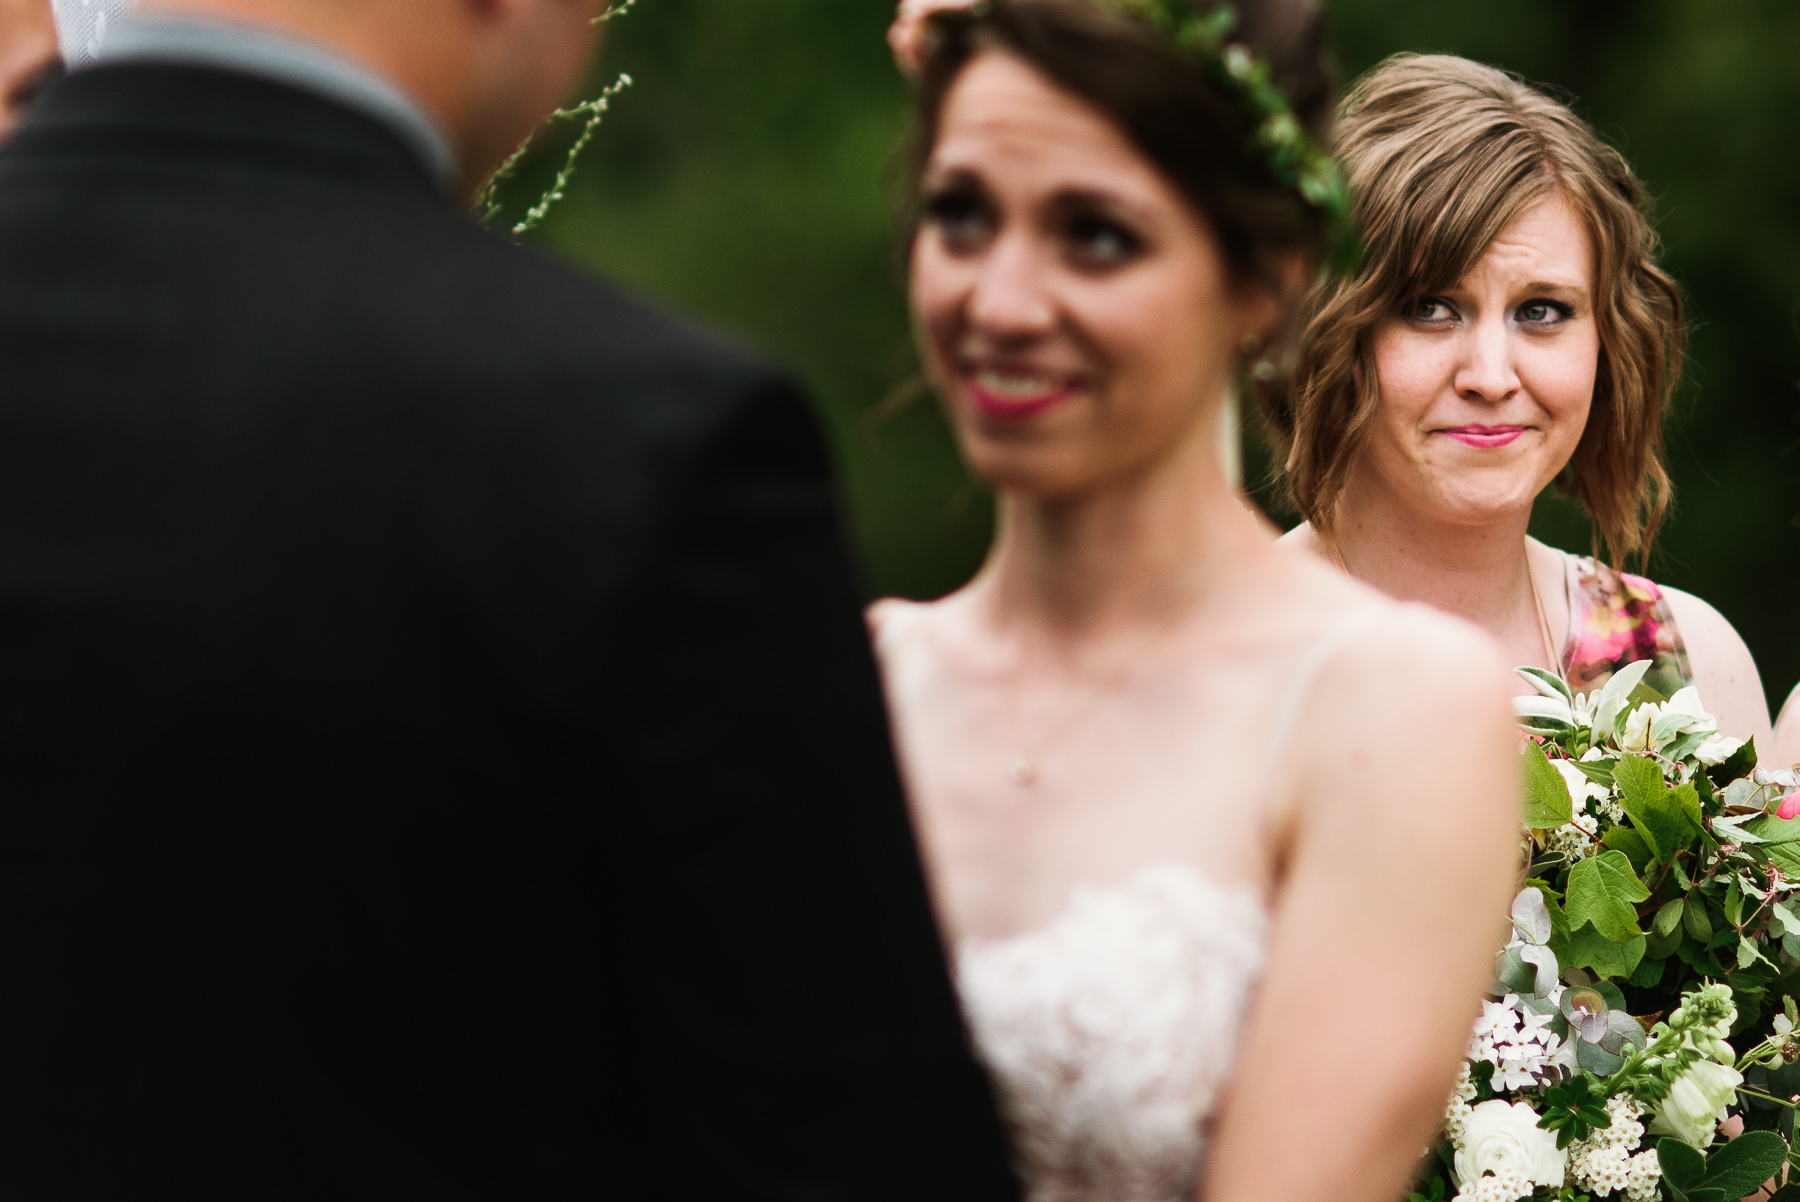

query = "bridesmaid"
[1271,54,1770,741]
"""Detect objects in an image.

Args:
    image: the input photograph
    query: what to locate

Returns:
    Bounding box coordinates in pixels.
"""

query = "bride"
[877,2,1523,1200]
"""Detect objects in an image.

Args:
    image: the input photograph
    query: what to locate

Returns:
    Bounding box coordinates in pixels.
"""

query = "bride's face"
[1354,196,1599,530]
[910,52,1261,498]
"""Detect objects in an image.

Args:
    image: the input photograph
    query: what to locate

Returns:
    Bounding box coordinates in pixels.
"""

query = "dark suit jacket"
[0,63,1017,1202]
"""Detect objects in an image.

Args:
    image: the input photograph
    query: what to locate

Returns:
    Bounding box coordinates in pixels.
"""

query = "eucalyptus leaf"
[1576,1034,1623,1074]
[1522,740,1576,829]
[1565,851,1650,941]
[1511,887,1555,945]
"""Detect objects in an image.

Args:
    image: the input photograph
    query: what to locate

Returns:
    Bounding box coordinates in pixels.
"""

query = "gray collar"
[94,14,459,190]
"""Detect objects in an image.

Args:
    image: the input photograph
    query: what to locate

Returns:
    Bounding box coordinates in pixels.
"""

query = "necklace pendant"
[1009,758,1037,786]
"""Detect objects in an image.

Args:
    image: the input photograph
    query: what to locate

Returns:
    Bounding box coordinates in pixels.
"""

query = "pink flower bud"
[1777,791,1800,821]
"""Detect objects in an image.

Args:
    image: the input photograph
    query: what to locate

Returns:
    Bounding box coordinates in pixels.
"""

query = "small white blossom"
[1451,1165,1535,1202]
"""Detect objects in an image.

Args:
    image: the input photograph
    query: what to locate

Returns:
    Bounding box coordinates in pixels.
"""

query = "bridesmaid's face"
[1357,196,1599,530]
[910,52,1267,498]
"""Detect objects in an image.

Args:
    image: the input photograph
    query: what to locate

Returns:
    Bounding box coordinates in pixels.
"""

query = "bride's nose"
[1453,315,1522,404]
[966,231,1057,342]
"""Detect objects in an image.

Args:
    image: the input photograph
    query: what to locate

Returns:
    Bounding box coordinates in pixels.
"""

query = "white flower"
[1622,701,1660,752]
[1455,1099,1567,1190]
[1696,733,1746,767]
[1552,759,1609,808]
[1648,1058,1744,1148]
[1625,1148,1662,1201]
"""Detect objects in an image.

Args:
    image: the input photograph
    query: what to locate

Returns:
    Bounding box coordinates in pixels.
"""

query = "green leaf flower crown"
[1057,0,1355,266]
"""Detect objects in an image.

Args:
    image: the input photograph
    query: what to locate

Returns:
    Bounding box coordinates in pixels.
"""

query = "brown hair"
[903,0,1339,285]
[1261,53,1683,567]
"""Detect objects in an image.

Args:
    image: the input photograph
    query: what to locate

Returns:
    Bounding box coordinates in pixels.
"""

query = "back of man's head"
[139,0,607,197]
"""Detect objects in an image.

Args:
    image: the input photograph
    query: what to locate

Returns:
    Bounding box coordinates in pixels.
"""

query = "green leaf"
[1565,851,1650,941]
[1517,665,1575,705]
[1629,952,1667,988]
[1655,897,1688,937]
[1684,895,1715,942]
[1557,923,1648,980]
[1699,1129,1787,1196]
[1774,903,1800,938]
[1745,815,1800,846]
[1615,754,1701,861]
[1576,757,1617,788]
[1660,1136,1707,1190]
[1708,735,1760,786]
[1727,880,1746,927]
[1602,825,1654,873]
[1523,740,1576,829]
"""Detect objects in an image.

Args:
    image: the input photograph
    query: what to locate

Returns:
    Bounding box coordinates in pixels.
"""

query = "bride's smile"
[912,50,1268,499]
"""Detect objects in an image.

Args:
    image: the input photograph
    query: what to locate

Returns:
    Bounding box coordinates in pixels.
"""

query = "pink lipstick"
[965,369,1080,421]
[1439,425,1526,449]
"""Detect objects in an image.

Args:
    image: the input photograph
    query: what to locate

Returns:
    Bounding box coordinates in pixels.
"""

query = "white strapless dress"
[957,864,1268,1202]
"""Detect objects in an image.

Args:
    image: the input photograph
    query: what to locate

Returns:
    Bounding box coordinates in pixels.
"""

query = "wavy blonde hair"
[1259,53,1683,567]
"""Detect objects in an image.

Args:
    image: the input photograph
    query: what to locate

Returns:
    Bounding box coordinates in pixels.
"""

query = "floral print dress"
[1557,551,1691,702]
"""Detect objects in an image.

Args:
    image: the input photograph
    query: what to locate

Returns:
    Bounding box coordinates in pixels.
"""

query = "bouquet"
[1413,660,1800,1202]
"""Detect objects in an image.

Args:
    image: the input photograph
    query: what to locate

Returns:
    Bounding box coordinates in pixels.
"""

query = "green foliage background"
[494,0,1800,713]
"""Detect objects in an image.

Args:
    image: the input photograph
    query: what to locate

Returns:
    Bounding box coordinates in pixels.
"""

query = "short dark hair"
[902,0,1339,285]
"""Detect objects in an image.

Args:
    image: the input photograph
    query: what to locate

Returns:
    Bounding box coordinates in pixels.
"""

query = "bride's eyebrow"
[1046,187,1153,225]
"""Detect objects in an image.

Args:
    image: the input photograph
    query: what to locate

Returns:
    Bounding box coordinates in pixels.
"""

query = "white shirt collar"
[93,13,459,190]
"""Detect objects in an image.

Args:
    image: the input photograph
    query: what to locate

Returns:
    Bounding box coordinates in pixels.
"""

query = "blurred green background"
[489,0,1800,714]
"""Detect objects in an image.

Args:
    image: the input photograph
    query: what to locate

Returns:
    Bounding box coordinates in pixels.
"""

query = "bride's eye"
[1404,296,1458,324]
[923,187,995,256]
[1063,213,1142,269]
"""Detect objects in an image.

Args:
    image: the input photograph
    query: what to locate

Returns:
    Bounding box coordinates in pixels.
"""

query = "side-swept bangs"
[1261,53,1683,567]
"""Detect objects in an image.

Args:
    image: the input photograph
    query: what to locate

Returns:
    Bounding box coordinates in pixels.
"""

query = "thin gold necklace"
[1319,532,1565,682]
[1000,592,1202,786]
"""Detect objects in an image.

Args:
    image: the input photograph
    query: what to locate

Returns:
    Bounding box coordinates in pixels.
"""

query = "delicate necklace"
[1000,593,1202,787]
[1319,532,1565,682]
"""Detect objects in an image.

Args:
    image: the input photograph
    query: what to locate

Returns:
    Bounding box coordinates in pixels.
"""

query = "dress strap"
[1255,606,1389,785]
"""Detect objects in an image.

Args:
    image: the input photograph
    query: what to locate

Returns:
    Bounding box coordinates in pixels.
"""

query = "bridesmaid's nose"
[1453,315,1521,405]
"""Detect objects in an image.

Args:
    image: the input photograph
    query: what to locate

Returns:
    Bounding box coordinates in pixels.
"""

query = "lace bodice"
[957,864,1268,1202]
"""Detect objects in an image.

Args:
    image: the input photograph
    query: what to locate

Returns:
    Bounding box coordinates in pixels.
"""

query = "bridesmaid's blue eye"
[1405,296,1457,323]
[1517,299,1575,327]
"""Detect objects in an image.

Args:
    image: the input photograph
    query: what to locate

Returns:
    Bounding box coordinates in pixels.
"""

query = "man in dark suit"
[0,1,1018,1197]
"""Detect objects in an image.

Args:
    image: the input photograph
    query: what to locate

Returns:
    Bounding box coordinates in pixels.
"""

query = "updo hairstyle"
[905,0,1340,295]
[1263,54,1683,567]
